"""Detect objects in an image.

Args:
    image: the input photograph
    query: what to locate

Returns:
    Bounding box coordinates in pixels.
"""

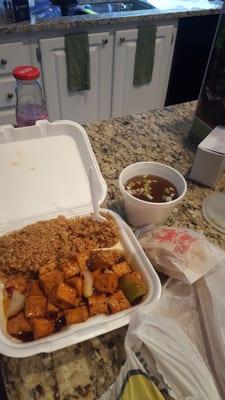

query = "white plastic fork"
[89,166,106,222]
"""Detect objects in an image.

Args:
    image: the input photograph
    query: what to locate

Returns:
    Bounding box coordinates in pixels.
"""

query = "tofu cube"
[64,306,89,325]
[39,261,57,276]
[56,297,82,310]
[25,295,47,318]
[112,261,131,278]
[108,290,131,313]
[66,276,83,296]
[94,273,118,294]
[28,280,44,297]
[88,294,108,316]
[31,318,54,340]
[6,275,28,294]
[51,282,77,306]
[39,270,64,295]
[73,297,82,307]
[59,258,80,279]
[91,269,101,280]
[90,250,122,270]
[46,302,59,318]
[7,312,32,337]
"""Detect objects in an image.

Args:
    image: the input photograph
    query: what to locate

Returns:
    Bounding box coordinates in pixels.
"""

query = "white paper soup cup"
[119,162,187,228]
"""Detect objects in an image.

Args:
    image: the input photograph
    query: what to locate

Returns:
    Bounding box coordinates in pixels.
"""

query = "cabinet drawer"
[0,78,16,108]
[0,42,30,75]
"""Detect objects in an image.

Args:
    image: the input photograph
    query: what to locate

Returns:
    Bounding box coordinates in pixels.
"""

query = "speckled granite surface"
[1,329,127,399]
[1,101,224,400]
[0,4,221,34]
[86,101,225,250]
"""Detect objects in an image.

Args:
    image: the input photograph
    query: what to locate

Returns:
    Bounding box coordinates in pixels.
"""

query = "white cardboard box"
[190,126,225,188]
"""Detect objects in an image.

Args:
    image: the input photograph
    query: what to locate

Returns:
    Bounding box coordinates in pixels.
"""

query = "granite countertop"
[87,101,225,250]
[1,101,224,400]
[0,0,222,34]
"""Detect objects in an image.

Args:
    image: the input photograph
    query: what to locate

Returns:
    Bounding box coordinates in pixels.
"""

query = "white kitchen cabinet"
[0,83,18,125]
[112,25,176,117]
[0,109,16,125]
[39,32,114,124]
[39,23,176,123]
[0,41,31,126]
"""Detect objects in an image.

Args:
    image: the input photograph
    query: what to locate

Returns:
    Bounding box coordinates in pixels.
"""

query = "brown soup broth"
[125,175,179,203]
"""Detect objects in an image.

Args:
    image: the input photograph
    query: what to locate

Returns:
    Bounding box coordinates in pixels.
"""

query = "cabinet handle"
[119,36,126,43]
[7,93,14,100]
[102,38,108,45]
[1,59,7,66]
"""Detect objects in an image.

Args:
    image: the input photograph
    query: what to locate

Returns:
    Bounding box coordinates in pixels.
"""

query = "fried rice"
[0,214,119,280]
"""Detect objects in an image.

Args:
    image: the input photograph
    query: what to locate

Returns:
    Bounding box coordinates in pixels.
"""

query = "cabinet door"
[0,77,16,126]
[0,41,31,126]
[0,42,31,76]
[112,25,176,118]
[0,109,16,125]
[40,33,113,124]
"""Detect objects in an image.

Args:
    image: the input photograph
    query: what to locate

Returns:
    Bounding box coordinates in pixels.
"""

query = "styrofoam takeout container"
[119,162,187,228]
[0,120,161,358]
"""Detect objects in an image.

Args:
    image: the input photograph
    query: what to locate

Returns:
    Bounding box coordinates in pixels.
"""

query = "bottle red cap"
[13,66,40,81]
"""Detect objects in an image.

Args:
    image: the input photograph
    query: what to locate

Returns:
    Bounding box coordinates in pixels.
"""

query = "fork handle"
[89,167,99,219]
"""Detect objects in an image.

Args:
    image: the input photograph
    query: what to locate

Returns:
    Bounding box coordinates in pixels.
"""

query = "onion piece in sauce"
[83,270,94,298]
[5,289,25,318]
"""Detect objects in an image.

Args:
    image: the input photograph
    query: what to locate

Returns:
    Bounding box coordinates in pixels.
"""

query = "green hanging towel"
[65,33,90,92]
[133,26,157,87]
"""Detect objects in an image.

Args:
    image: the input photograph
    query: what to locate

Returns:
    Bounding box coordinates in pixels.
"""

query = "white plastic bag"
[99,350,171,400]
[146,280,209,364]
[137,226,224,283]
[100,279,221,400]
[125,312,220,400]
[196,257,225,398]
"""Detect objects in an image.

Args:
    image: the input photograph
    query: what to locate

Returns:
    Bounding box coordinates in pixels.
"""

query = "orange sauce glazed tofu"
[27,280,44,297]
[39,270,64,295]
[94,273,118,294]
[46,302,59,318]
[108,290,131,313]
[39,261,57,277]
[50,282,78,307]
[64,306,89,325]
[5,275,28,294]
[66,276,83,297]
[25,295,47,318]
[89,250,122,270]
[88,294,108,316]
[91,269,101,280]
[59,257,80,279]
[30,318,54,340]
[7,312,32,337]
[112,261,131,278]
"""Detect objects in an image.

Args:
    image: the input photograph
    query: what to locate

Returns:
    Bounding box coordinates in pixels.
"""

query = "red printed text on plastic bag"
[153,228,199,255]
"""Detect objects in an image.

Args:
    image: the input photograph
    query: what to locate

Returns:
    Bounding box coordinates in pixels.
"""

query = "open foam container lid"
[0,119,161,357]
[0,119,107,233]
